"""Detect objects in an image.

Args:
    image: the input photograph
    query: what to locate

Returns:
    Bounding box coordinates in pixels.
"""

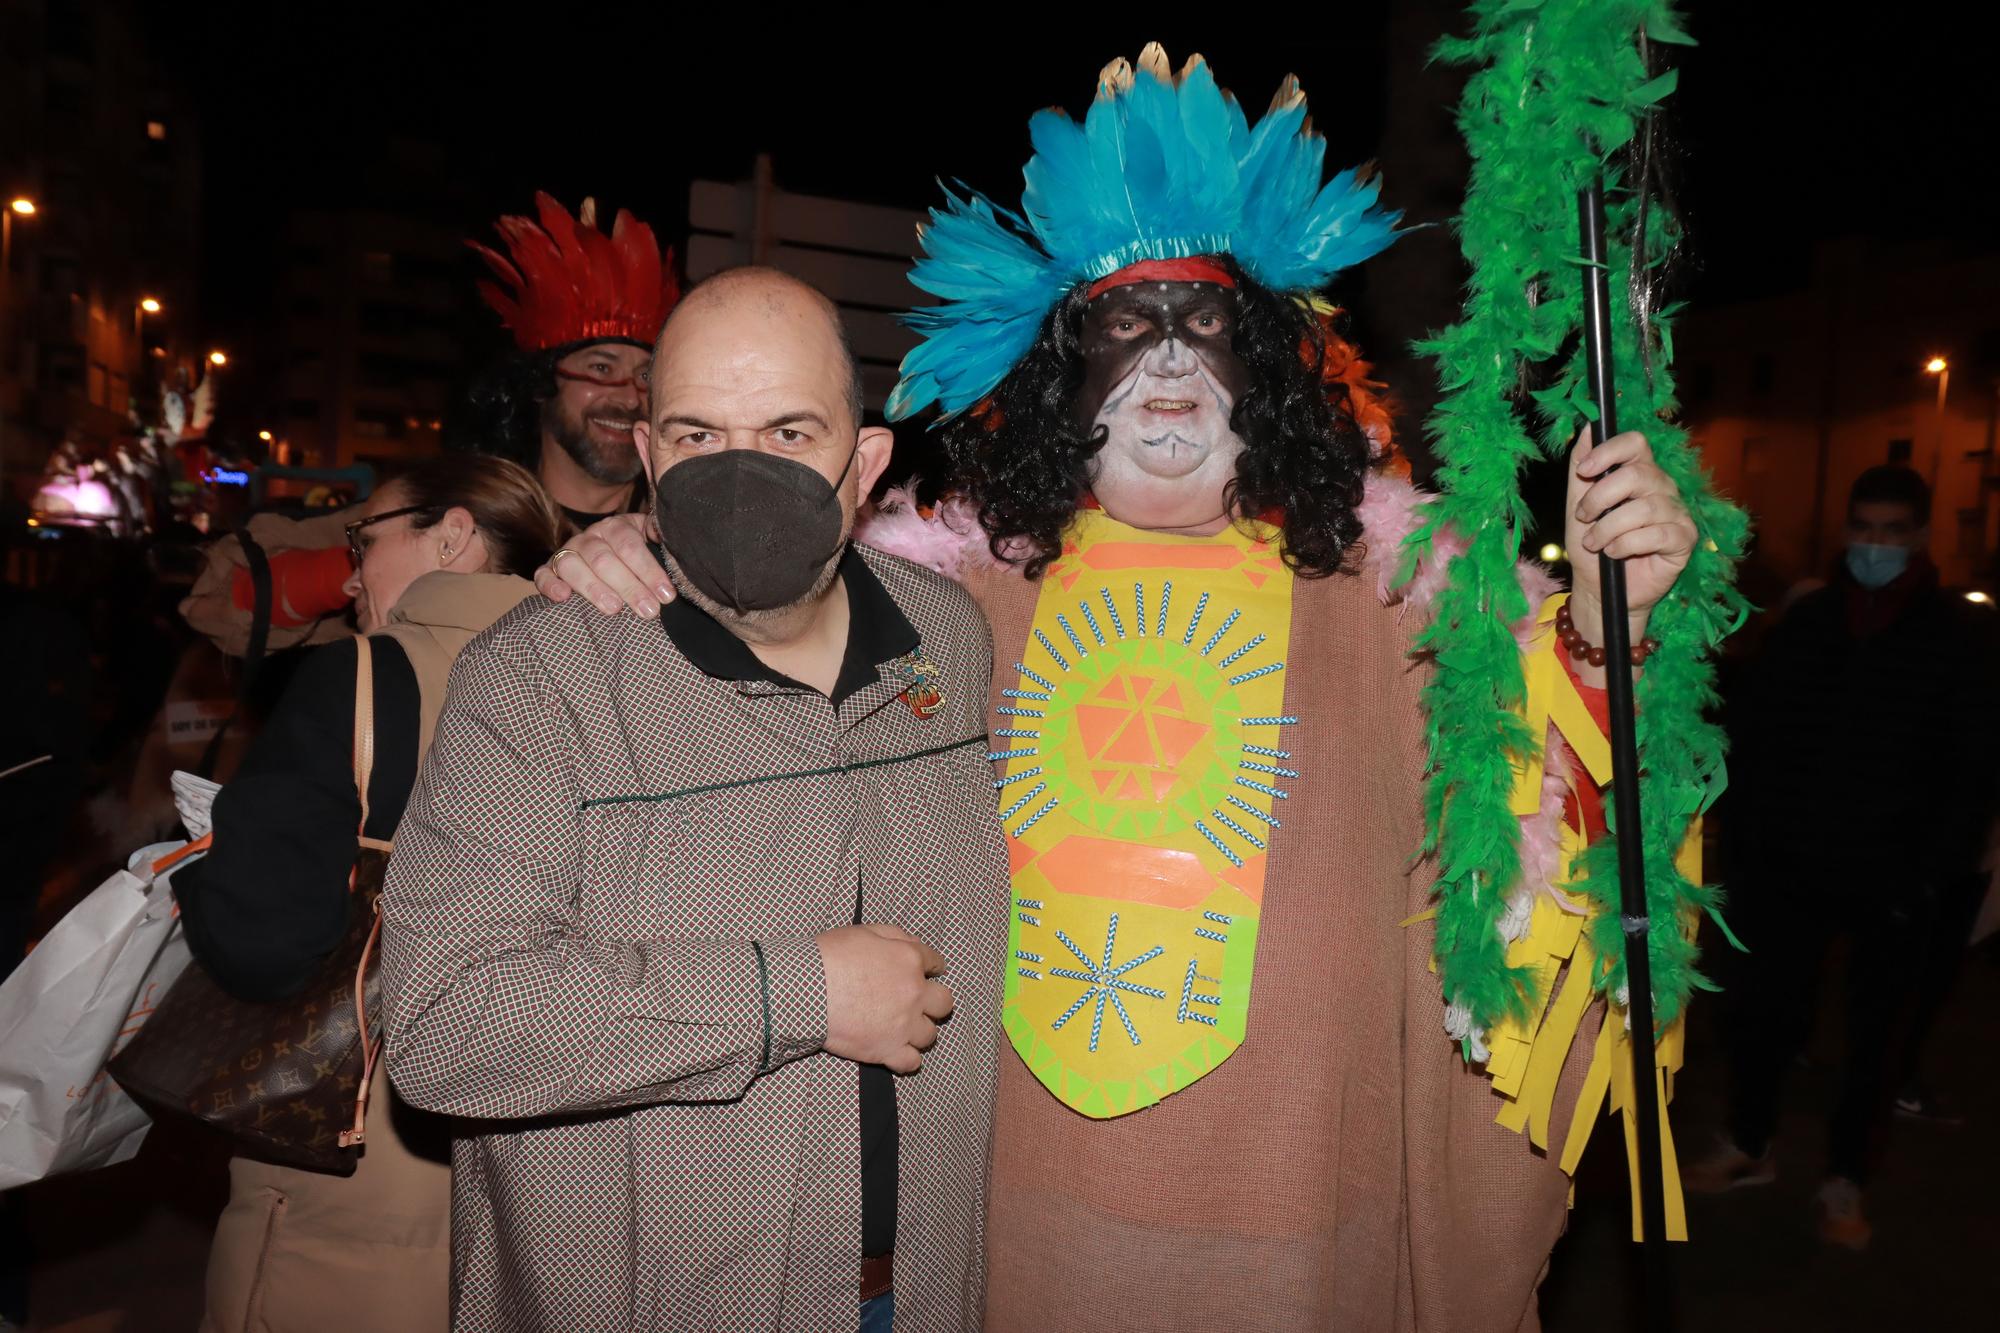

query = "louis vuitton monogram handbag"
[110,636,394,1175]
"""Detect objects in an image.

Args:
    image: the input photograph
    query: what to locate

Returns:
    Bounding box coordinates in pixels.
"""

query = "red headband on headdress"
[1084,256,1238,301]
[468,193,680,353]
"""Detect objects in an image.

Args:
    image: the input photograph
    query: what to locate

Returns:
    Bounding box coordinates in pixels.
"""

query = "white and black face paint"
[1079,281,1250,482]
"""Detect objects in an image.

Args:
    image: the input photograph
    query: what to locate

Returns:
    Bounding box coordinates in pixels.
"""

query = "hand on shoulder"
[536,512,675,618]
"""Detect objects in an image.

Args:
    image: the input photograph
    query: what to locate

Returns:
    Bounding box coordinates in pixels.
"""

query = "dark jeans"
[1722,870,1962,1184]
[1898,872,1987,1091]
[860,1289,895,1333]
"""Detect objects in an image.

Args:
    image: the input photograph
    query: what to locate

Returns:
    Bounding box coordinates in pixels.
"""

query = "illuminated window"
[146,121,167,141]
[353,409,407,440]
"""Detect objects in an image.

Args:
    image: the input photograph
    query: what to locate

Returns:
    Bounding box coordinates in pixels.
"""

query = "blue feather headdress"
[886,45,1404,423]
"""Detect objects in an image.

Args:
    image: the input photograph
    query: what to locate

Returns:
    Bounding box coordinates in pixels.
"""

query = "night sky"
[158,2,1995,373]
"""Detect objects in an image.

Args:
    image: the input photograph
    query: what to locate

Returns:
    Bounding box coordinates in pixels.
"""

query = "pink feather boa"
[857,485,1019,581]
[860,473,1560,643]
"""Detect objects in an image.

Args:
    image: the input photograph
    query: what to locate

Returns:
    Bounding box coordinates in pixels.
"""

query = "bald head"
[631,265,900,632]
[653,267,864,427]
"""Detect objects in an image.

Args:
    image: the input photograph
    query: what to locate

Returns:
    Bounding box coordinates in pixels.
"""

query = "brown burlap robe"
[969,564,1599,1333]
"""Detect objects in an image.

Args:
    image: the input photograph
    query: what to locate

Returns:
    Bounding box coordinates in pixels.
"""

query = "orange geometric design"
[1077,670,1212,779]
[1076,705,1132,759]
[1150,714,1207,769]
[1077,541,1256,571]
[1038,835,1214,909]
[1217,850,1271,905]
[1103,722,1160,766]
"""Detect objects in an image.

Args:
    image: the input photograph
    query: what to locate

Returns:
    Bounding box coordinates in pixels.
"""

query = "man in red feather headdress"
[177,193,681,661]
[455,193,682,533]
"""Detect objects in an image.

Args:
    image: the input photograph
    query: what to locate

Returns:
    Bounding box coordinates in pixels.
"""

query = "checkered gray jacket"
[380,547,1006,1332]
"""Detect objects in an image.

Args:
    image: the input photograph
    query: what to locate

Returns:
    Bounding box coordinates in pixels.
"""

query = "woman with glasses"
[171,454,559,1333]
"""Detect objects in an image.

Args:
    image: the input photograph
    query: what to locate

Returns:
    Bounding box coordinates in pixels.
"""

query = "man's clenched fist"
[818,923,955,1074]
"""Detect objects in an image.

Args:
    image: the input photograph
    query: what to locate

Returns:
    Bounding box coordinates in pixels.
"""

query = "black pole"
[1578,181,1673,1331]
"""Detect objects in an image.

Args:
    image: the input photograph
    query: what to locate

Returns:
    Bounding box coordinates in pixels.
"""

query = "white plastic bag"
[0,838,202,1188]
[172,770,221,839]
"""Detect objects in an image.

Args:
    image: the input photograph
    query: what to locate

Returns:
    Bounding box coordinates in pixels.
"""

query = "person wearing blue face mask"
[1844,475,1926,593]
[1845,537,1912,590]
[1688,465,2000,1252]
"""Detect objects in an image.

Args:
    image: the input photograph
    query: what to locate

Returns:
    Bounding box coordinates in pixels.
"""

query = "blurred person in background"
[1689,465,2000,1250]
[0,586,94,1333]
[168,455,559,1332]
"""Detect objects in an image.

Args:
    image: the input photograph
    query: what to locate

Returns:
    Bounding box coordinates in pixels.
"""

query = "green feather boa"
[1412,0,1749,1052]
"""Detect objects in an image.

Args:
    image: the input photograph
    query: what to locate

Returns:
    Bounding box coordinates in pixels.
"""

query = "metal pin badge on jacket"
[895,651,944,719]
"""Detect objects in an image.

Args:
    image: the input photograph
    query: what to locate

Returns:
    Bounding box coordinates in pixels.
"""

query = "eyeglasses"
[345,505,427,564]
[555,366,649,391]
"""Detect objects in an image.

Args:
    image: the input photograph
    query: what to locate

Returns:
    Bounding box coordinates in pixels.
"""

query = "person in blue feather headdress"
[540,44,1700,1331]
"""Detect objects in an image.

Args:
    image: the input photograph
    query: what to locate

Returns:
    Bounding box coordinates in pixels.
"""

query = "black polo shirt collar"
[659,545,920,709]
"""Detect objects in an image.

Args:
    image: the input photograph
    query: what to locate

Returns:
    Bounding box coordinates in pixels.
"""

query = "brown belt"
[860,1251,893,1301]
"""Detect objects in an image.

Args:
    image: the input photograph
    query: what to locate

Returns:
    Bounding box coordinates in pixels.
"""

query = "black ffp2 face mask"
[654,445,857,614]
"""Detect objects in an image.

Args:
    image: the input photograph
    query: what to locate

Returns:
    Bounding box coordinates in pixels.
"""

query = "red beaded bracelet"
[1555,600,1660,668]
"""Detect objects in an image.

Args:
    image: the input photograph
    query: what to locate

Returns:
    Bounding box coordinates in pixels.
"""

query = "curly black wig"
[442,344,565,468]
[938,256,1379,580]
[443,337,654,468]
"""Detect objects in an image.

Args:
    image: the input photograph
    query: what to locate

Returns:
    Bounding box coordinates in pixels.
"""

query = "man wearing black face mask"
[379,268,1009,1331]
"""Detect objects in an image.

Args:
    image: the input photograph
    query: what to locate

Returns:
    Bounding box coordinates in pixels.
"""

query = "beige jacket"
[202,573,538,1333]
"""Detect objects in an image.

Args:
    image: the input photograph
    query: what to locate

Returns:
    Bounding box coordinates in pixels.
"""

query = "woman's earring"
[440,543,452,563]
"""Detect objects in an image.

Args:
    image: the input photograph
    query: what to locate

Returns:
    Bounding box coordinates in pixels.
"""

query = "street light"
[257,429,273,442]
[2,196,36,311]
[207,350,227,367]
[1926,354,1951,489]
[134,297,164,374]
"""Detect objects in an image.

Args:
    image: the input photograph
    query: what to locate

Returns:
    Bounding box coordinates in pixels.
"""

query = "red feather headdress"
[468,193,680,353]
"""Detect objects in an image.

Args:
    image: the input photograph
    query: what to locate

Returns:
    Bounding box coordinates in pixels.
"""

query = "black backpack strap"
[237,528,274,688]
[196,527,275,779]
